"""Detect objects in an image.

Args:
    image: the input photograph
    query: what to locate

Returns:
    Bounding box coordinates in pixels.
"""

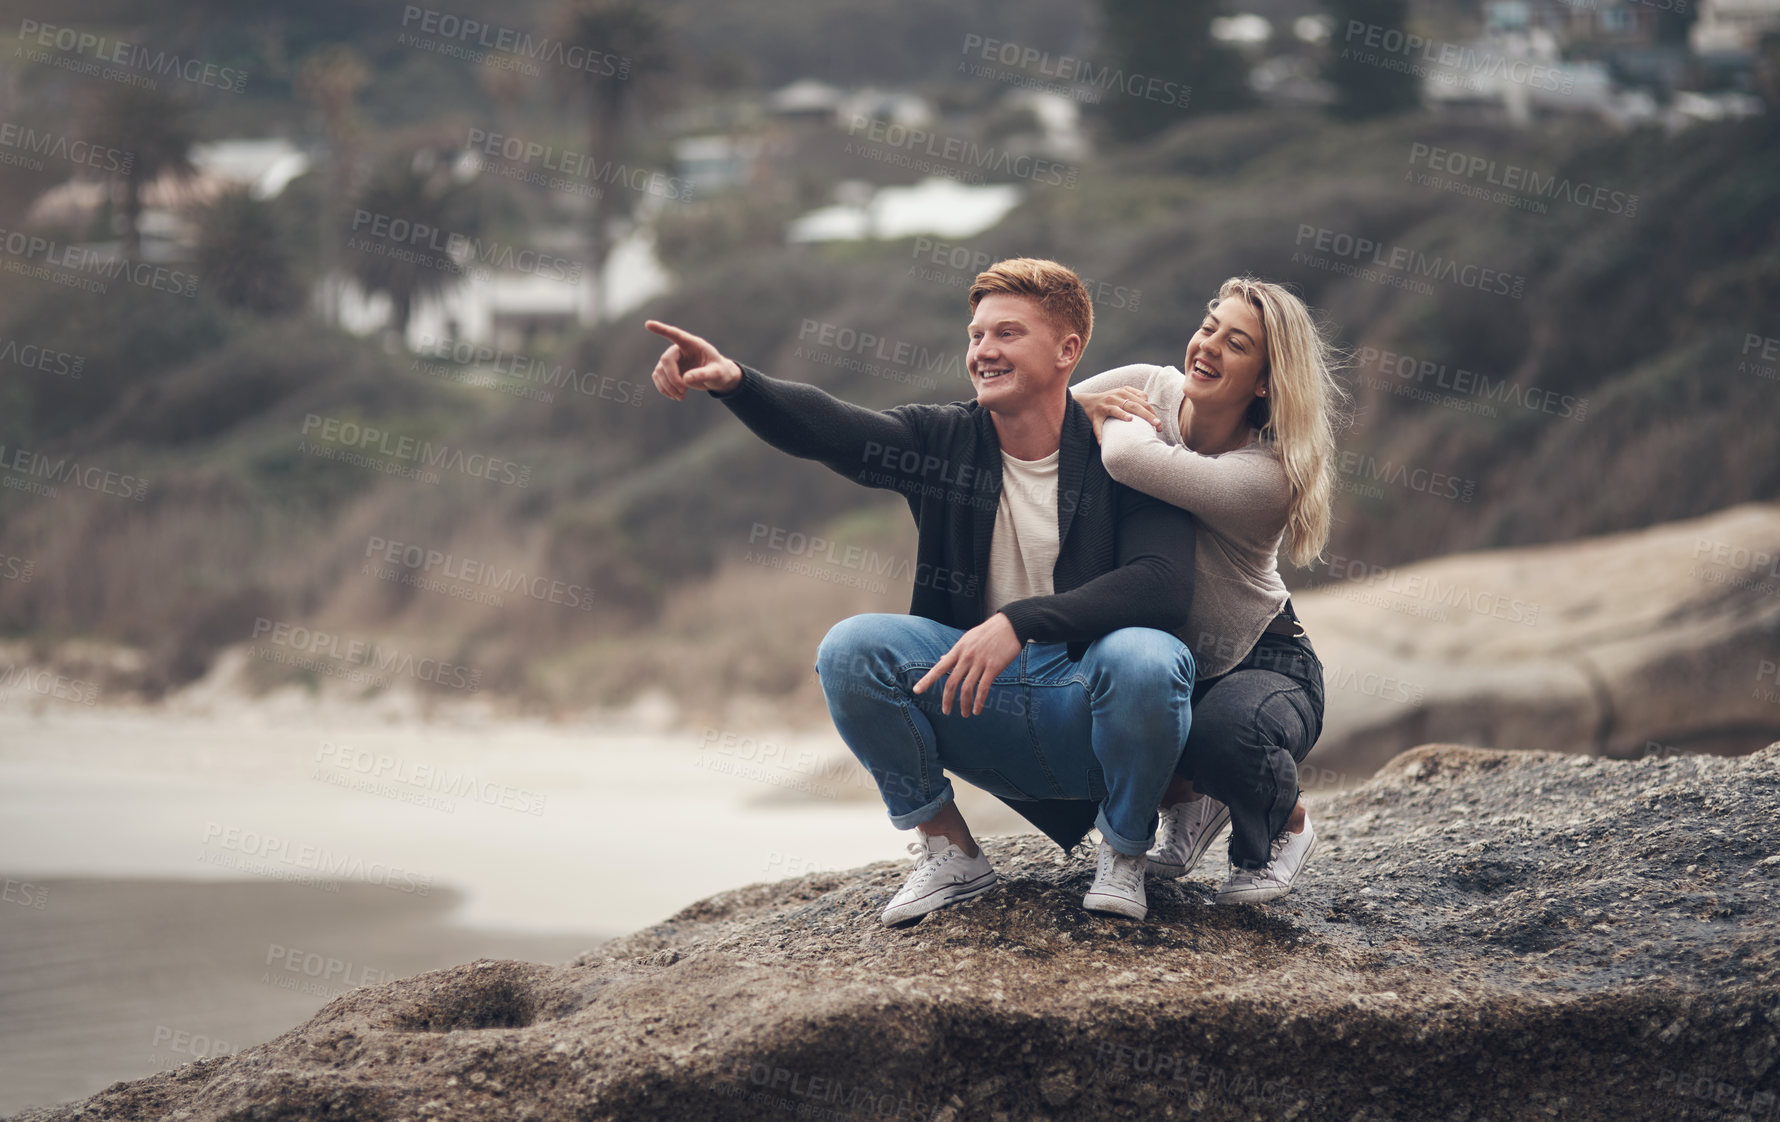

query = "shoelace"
[902,840,950,892]
[1152,810,1179,855]
[1158,800,1217,857]
[1268,830,1290,863]
[1157,802,1198,856]
[1098,847,1144,895]
[1238,828,1295,883]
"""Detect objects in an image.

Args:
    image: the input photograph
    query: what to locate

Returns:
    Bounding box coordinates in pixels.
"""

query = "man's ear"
[1057,332,1083,369]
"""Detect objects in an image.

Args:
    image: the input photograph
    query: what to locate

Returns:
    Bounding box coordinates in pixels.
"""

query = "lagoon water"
[0,704,958,1113]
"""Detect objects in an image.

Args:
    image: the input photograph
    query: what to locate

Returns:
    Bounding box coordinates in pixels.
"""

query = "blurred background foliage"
[0,0,1774,716]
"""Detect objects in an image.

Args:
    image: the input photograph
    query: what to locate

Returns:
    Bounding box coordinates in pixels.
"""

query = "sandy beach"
[0,705,1025,1114]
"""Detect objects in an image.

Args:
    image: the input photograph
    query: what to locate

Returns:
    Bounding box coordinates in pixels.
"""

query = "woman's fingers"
[1117,389,1161,427]
[1107,404,1158,429]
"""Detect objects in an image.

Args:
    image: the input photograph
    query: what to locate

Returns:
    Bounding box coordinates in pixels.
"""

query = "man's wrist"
[996,603,1037,645]
[708,360,747,398]
[993,611,1027,649]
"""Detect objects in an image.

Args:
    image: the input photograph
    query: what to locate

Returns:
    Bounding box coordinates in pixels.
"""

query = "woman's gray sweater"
[1073,363,1293,678]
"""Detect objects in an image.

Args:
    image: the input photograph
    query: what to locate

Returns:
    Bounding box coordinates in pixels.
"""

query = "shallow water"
[0,705,956,1113]
[0,707,908,934]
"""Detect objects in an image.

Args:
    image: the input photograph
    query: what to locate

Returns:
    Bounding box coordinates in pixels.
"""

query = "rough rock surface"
[16,744,1780,1122]
[1297,502,1780,779]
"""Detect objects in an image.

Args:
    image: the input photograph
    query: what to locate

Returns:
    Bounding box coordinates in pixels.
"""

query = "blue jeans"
[813,613,1196,856]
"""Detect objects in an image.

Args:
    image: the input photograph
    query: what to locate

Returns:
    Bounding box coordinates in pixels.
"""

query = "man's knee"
[815,613,931,695]
[1088,627,1195,692]
[816,614,885,681]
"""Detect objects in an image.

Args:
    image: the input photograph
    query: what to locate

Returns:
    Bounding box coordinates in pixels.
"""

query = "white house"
[1692,0,1780,54]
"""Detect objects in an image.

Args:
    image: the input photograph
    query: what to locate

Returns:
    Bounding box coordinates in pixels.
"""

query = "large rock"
[16,743,1779,1122]
[1298,502,1780,782]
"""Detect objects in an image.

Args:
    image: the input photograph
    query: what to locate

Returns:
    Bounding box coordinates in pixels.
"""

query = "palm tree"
[347,152,480,342]
[194,187,302,314]
[478,56,531,134]
[79,84,197,260]
[298,45,371,326]
[1323,0,1421,119]
[551,0,670,321]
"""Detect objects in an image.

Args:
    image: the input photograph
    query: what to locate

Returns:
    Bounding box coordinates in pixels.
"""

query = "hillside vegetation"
[2,105,1777,711]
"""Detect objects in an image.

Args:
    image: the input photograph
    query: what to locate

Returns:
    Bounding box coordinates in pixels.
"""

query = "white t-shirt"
[984,448,1061,618]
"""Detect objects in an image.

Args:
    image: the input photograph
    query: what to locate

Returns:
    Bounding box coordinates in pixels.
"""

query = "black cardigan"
[711,363,1197,850]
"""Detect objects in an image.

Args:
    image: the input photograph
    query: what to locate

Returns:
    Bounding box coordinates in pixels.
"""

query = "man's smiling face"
[966,293,1079,413]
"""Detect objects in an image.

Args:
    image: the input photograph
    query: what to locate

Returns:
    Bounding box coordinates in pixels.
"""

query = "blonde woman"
[1069,277,1342,902]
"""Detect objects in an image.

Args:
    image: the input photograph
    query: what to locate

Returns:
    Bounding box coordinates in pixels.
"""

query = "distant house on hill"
[1691,0,1780,53]
[786,177,1023,244]
[672,135,764,195]
[26,138,310,258]
[1480,0,1682,45]
[325,225,670,356]
[765,79,845,121]
[1420,23,1616,121]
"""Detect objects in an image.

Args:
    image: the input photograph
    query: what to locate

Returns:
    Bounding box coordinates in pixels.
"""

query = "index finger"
[912,645,957,696]
[645,320,702,351]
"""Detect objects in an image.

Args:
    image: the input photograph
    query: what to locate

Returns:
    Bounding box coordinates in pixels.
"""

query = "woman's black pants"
[1177,624,1325,870]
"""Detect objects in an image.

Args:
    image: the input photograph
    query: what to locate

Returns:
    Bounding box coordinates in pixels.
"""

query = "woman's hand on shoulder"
[1073,387,1161,443]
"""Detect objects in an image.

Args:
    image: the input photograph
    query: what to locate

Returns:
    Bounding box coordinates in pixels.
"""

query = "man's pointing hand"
[646,320,743,399]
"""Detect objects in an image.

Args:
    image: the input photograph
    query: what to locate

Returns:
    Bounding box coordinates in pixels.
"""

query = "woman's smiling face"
[1183,296,1268,412]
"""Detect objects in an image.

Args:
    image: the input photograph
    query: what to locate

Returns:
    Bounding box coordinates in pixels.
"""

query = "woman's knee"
[1184,687,1250,750]
[1181,691,1273,788]
[1251,686,1315,760]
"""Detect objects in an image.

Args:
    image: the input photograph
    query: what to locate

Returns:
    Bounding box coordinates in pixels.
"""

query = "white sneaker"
[1146,796,1230,879]
[880,834,997,926]
[1082,839,1147,919]
[1216,813,1316,904]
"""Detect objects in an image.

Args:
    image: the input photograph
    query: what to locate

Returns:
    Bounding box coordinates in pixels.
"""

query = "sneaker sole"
[1081,891,1147,920]
[1216,831,1316,905]
[880,870,999,926]
[1146,803,1232,879]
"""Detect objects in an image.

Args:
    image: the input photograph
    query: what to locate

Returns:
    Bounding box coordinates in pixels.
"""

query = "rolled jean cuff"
[1096,805,1152,857]
[886,781,955,831]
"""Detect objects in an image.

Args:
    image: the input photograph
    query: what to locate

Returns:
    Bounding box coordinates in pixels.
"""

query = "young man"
[646,259,1198,924]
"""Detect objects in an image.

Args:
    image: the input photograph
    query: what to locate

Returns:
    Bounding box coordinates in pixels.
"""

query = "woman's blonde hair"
[1212,276,1346,568]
